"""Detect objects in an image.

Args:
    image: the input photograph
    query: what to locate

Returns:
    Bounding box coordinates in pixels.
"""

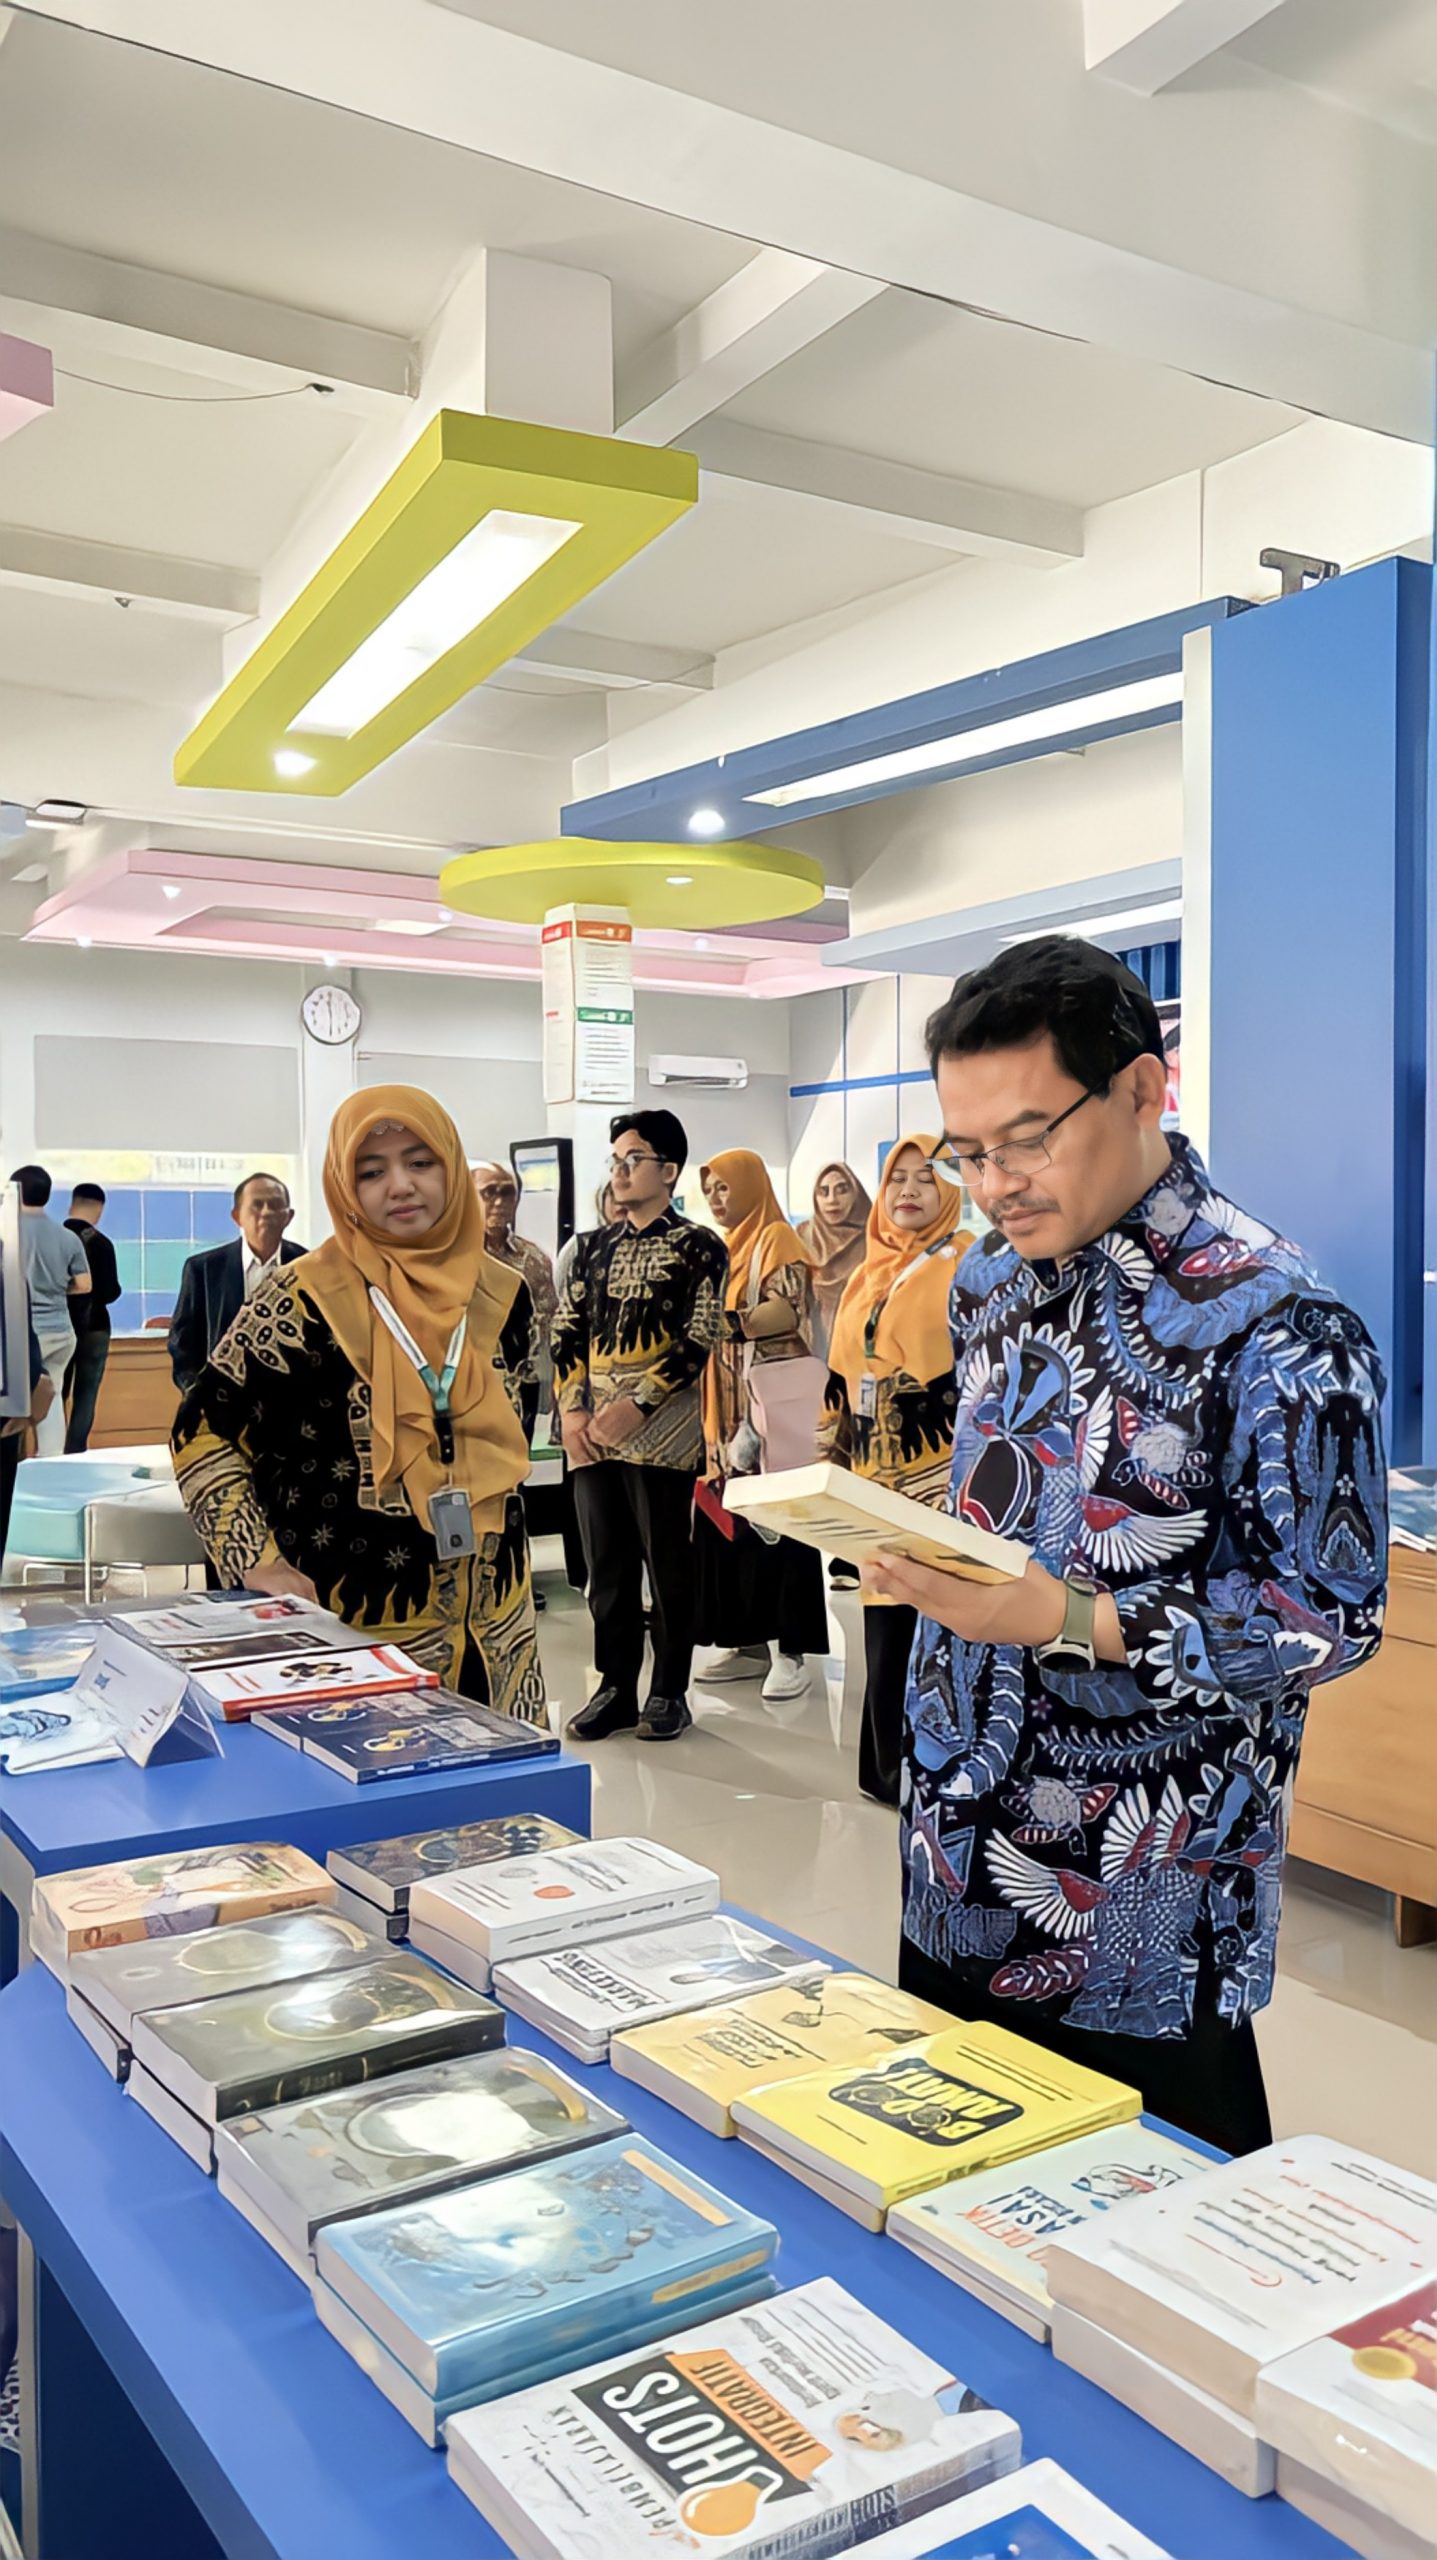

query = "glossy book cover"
[328,1815,582,1913]
[496,1916,827,2044]
[613,1973,954,2127]
[30,1841,334,1970]
[130,1950,503,2122]
[316,2133,780,2401]
[255,1694,558,1779]
[216,2048,626,2249]
[0,1623,100,1701]
[732,2020,1138,2208]
[69,1906,379,2038]
[195,1643,438,1719]
[409,1837,718,1959]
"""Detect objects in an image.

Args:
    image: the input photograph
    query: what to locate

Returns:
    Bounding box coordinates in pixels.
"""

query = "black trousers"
[897,1933,1273,2158]
[860,1602,917,1807]
[63,1327,110,1453]
[574,1462,696,1702]
[0,1430,18,1571]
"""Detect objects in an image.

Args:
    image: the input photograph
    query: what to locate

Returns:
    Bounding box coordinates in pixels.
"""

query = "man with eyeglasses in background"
[551,1109,728,1743]
[865,937,1387,2153]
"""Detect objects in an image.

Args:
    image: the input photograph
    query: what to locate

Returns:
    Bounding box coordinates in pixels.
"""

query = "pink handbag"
[744,1349,827,1472]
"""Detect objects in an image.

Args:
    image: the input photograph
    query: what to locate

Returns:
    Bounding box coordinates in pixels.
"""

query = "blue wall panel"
[1207,557,1427,1461]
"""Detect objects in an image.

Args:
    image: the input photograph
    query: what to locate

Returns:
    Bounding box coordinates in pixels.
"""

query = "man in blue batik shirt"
[868,938,1387,2154]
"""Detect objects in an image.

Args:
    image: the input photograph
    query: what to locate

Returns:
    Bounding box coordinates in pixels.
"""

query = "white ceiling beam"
[1084,0,1289,93]
[617,251,885,444]
[0,527,259,627]
[0,228,416,415]
[691,422,1084,567]
[507,631,715,692]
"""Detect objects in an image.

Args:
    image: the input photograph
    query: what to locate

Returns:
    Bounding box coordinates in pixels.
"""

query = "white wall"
[787,973,950,1220]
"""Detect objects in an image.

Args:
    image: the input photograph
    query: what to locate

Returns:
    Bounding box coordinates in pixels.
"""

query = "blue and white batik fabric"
[902,1134,1387,2040]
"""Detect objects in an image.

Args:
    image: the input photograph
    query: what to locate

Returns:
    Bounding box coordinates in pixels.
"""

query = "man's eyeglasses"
[930,1089,1096,1184]
[609,1151,664,1176]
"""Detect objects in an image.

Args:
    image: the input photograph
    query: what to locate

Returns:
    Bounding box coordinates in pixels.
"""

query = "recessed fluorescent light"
[1001,897,1183,949]
[287,512,582,742]
[746,675,1185,809]
[436,906,454,923]
[76,934,93,949]
[161,883,183,900]
[386,918,445,937]
[666,874,693,886]
[687,807,726,837]
[274,749,316,779]
[33,798,88,825]
[321,952,338,967]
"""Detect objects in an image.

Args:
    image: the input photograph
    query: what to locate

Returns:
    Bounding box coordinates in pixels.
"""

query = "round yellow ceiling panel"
[439,837,825,930]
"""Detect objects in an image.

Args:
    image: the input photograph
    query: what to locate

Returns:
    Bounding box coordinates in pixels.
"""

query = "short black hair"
[233,1171,290,1210]
[71,1182,105,1208]
[10,1164,52,1208]
[611,1108,687,1179]
[926,936,1164,1095]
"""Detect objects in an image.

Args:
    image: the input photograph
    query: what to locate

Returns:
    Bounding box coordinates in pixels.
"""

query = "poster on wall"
[540,906,635,1106]
[1156,1000,1181,1128]
[0,1180,27,1419]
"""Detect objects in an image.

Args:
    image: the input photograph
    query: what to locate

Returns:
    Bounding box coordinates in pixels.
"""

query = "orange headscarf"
[827,1135,974,1403]
[295,1086,528,1526]
[700,1151,812,1451]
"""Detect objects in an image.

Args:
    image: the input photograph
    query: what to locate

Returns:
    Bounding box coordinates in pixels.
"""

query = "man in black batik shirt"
[551,1109,727,1743]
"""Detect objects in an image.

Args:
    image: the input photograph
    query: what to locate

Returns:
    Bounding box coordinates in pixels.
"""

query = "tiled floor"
[533,1549,1437,2178]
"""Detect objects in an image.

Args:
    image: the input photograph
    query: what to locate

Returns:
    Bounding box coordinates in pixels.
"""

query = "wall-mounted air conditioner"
[648,1054,749,1091]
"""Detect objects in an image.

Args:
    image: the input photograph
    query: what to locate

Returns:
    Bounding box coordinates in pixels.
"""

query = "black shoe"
[637,1694,693,1742]
[569,1684,640,1740]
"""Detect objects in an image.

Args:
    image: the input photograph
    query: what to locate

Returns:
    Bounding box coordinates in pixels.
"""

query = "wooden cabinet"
[1290,1546,1437,1945]
[88,1335,180,1452]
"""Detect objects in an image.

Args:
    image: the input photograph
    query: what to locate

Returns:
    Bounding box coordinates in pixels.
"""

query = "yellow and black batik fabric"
[171,1270,546,1722]
[821,1360,958,1511]
[551,1208,728,1472]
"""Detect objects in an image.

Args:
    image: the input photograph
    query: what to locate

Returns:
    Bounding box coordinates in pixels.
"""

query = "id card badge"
[858,1376,879,1421]
[429,1487,477,1559]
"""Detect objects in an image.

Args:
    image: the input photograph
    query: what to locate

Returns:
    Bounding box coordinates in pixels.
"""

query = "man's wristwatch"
[1034,1574,1102,1673]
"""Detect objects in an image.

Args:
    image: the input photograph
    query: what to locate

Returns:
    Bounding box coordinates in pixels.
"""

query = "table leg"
[1394,1893,1437,1948]
[0,1845,35,1992]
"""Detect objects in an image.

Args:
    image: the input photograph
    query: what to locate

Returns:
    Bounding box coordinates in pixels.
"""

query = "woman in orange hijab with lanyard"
[824,1137,974,1802]
[172,1087,546,1722]
[694,1149,830,1704]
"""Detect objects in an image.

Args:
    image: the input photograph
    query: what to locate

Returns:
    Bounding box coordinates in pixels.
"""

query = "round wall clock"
[301,983,362,1046]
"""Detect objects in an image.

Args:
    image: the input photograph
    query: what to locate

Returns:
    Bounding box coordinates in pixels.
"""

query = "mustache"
[993,1198,1059,1221]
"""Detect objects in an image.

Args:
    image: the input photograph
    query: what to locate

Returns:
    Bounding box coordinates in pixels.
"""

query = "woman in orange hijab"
[824,1136,974,1802]
[693,1150,830,1704]
[172,1087,546,1722]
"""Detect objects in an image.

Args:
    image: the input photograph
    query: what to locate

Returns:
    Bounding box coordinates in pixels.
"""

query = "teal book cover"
[315,2131,778,2401]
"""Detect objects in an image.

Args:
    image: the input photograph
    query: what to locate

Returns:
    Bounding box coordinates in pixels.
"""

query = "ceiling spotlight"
[436,906,454,924]
[686,807,726,838]
[666,874,694,887]
[161,883,183,901]
[76,934,93,949]
[32,798,88,826]
[321,952,338,968]
[274,749,316,780]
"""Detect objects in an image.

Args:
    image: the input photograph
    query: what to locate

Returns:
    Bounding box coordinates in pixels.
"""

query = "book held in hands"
[326,1813,582,1920]
[408,1836,719,1989]
[493,1914,828,2063]
[611,1972,955,2137]
[723,1463,1028,1584]
[30,1841,335,1978]
[444,2275,1022,2560]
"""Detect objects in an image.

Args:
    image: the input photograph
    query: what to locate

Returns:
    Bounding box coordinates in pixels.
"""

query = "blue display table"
[0,1955,1347,2560]
[0,1722,592,1983]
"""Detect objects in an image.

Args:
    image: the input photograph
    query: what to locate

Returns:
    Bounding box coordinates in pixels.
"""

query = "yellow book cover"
[611,1973,955,2133]
[731,2020,1140,2211]
[30,1841,335,1973]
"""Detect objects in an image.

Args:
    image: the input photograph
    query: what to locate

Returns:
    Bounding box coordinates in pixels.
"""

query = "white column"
[542,907,635,1223]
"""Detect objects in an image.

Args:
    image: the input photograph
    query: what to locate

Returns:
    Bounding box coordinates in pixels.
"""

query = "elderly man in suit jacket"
[168,1172,304,1392]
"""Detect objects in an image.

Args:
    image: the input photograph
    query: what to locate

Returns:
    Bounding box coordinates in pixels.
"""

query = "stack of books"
[30,1840,335,1981]
[1044,2138,1437,2510]
[1255,2276,1436,2558]
[444,2274,1022,2554]
[0,1623,121,1773]
[65,1905,378,2082]
[408,1837,719,1991]
[188,1643,438,1723]
[126,1949,504,2172]
[121,1593,361,1661]
[324,1813,582,1943]
[253,1692,558,1783]
[730,2018,1138,2231]
[313,2134,781,2446]
[611,1972,953,2136]
[888,2120,1211,2344]
[493,1913,828,2063]
[859,2458,1172,2556]
[216,2046,626,2279]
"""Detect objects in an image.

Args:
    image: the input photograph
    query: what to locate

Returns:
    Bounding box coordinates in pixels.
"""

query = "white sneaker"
[695,1646,770,1685]
[762,1652,811,1703]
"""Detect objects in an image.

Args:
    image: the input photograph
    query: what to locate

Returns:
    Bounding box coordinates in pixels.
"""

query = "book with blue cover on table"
[314,2131,780,2403]
[252,1691,557,1780]
[326,1813,582,1915]
[0,1622,100,1702]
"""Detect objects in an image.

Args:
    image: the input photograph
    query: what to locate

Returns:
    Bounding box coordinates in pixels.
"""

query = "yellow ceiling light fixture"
[440,837,825,931]
[173,412,697,795]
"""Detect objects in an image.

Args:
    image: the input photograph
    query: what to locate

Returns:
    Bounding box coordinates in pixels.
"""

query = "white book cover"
[410,1837,718,1967]
[856,2457,1172,2555]
[408,1917,493,1991]
[1275,2454,1432,2560]
[1043,2137,1437,2416]
[1255,2278,1436,2542]
[494,1917,827,2054]
[445,2276,1021,2560]
[888,2123,1210,2323]
[1049,2305,1275,2499]
[723,1464,1026,1584]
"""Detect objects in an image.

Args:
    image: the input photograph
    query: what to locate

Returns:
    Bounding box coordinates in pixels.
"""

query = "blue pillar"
[1206,557,1428,1462]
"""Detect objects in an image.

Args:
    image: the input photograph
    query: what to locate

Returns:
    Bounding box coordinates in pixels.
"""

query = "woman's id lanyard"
[369,1290,474,1555]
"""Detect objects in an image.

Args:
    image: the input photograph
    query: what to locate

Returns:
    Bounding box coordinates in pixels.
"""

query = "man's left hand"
[588,1395,647,1453]
[862,1551,1068,1649]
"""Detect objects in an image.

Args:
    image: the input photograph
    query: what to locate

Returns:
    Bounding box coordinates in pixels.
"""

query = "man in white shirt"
[10,1163,90,1455]
[167,1174,303,1391]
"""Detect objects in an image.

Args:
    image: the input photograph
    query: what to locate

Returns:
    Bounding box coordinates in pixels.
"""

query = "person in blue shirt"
[868,937,1387,2155]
